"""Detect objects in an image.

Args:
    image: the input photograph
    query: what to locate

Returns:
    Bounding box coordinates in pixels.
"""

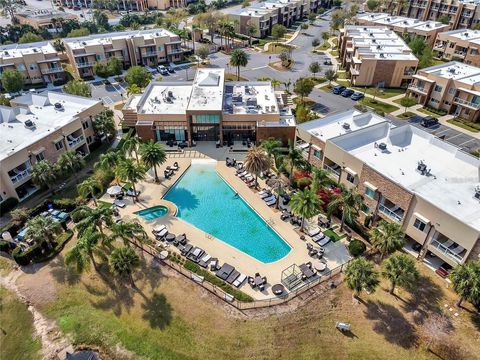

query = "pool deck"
[101,155,351,300]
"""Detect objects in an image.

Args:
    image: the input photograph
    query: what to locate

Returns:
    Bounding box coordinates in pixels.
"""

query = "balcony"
[408,84,428,95]
[378,203,404,223]
[429,238,465,264]
[76,62,95,68]
[168,48,184,54]
[142,51,158,57]
[41,66,64,74]
[403,69,415,76]
[10,167,31,184]
[67,134,85,147]
[454,97,480,110]
[323,163,340,179]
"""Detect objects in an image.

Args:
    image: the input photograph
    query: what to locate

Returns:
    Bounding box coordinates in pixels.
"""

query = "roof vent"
[417,160,427,174]
[24,119,35,129]
[464,32,469,37]
[342,122,351,130]
[475,185,480,201]
[54,102,64,111]
[379,53,385,58]
[378,142,387,151]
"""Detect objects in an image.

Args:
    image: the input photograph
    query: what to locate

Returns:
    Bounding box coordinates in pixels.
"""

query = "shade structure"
[107,185,123,196]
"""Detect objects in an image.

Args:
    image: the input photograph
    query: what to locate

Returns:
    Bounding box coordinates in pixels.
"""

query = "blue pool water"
[163,163,291,263]
[135,205,168,221]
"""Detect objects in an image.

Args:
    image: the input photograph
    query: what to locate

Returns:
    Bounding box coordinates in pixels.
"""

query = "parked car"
[157,65,169,75]
[323,59,332,66]
[421,116,439,128]
[350,92,364,101]
[341,89,354,97]
[435,262,452,278]
[167,65,175,73]
[332,85,346,94]
[198,38,211,44]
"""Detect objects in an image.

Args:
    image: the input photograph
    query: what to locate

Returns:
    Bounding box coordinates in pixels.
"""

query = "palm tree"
[311,168,331,192]
[57,151,85,183]
[369,221,405,259]
[270,78,281,90]
[25,216,62,250]
[31,160,57,193]
[229,49,249,81]
[72,205,113,236]
[109,246,140,288]
[382,254,419,295]
[122,135,142,163]
[116,158,147,202]
[139,140,167,183]
[289,188,322,232]
[77,177,103,206]
[246,22,257,46]
[270,178,286,209]
[95,151,121,171]
[243,146,270,189]
[108,220,148,248]
[344,257,379,299]
[126,83,142,95]
[450,261,480,307]
[327,187,364,232]
[261,137,282,165]
[65,228,105,273]
[285,140,304,183]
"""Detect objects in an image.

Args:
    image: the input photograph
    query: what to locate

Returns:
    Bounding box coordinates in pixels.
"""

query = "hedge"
[348,239,366,257]
[0,240,12,252]
[12,245,41,266]
[33,230,74,263]
[0,197,18,216]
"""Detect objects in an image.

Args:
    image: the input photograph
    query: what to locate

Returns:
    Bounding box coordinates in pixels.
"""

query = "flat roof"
[137,82,192,115]
[16,8,76,20]
[420,61,480,86]
[331,123,480,231]
[356,13,448,31]
[0,41,57,60]
[187,69,225,112]
[0,93,100,161]
[224,82,279,115]
[439,29,480,43]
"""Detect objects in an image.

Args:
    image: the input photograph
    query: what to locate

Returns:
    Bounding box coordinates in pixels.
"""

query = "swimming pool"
[163,163,291,263]
[135,205,168,221]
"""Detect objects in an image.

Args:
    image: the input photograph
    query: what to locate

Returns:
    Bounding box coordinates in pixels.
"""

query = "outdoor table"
[254,275,263,287]
[299,264,315,278]
[313,261,327,272]
[165,233,176,242]
[272,284,285,295]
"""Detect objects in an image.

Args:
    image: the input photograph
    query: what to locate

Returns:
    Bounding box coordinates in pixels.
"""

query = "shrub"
[349,239,366,257]
[0,240,12,253]
[301,23,309,29]
[12,245,41,266]
[0,197,18,216]
[33,230,73,263]
[312,38,320,47]
[295,177,312,190]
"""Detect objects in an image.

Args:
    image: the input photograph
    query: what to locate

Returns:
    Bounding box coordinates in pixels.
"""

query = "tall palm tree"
[229,49,249,80]
[65,228,105,273]
[95,151,122,171]
[109,246,140,288]
[122,135,142,163]
[72,205,113,236]
[382,254,419,295]
[108,220,147,248]
[261,137,282,165]
[25,216,62,250]
[31,160,57,193]
[139,140,167,183]
[369,221,405,259]
[311,168,331,192]
[57,151,85,183]
[450,261,480,307]
[116,158,147,202]
[244,146,270,189]
[285,140,304,183]
[289,188,322,232]
[344,257,379,299]
[327,186,364,232]
[77,177,103,206]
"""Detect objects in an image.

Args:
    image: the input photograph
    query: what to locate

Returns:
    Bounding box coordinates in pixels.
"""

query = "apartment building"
[403,0,480,29]
[0,42,68,87]
[355,13,449,46]
[0,93,104,203]
[407,61,480,121]
[63,29,184,80]
[124,68,295,145]
[14,9,78,31]
[296,110,480,268]
[434,29,480,66]
[339,26,419,87]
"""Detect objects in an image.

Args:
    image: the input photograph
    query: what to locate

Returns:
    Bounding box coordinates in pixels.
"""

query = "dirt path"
[0,265,72,360]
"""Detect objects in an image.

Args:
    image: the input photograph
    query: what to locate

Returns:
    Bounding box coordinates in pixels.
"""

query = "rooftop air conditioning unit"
[378,142,387,151]
[24,119,35,129]
[475,186,480,200]
[342,123,351,130]
[417,161,427,174]
[54,102,64,111]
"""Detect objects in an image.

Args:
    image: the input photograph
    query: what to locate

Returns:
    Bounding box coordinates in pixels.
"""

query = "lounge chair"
[113,199,126,208]
[239,172,251,180]
[153,224,166,233]
[450,245,465,255]
[265,197,277,206]
[49,209,60,216]
[171,162,179,171]
[156,228,168,238]
[237,170,248,177]
[248,276,256,288]
[317,236,331,247]
[233,273,247,287]
[244,175,254,182]
[126,189,140,197]
[187,247,204,262]
[181,244,193,255]
[235,167,245,174]
[308,227,321,237]
[263,195,276,202]
[209,258,218,271]
[311,232,325,242]
[258,189,270,198]
[226,270,240,284]
[198,254,212,268]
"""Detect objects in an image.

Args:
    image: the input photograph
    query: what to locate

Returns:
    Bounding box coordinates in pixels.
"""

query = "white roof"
[187,69,225,112]
[137,82,192,115]
[0,93,100,161]
[0,41,57,60]
[439,29,480,43]
[420,61,480,86]
[331,123,480,231]
[223,82,279,115]
[356,13,448,31]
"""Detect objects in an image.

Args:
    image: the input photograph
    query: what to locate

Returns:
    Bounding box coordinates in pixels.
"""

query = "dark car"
[323,59,332,65]
[350,92,364,101]
[332,85,346,94]
[435,262,453,278]
[341,89,354,97]
[167,66,175,73]
[421,116,439,128]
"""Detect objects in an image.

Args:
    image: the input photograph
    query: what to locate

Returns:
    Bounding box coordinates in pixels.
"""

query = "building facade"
[0,93,104,203]
[296,110,480,268]
[433,29,480,66]
[339,26,419,87]
[407,61,480,122]
[14,9,78,31]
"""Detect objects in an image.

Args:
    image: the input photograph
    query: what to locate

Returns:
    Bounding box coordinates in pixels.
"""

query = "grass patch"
[330,50,338,57]
[318,84,333,92]
[447,118,480,133]
[360,98,400,114]
[337,79,350,85]
[0,287,41,360]
[265,43,294,54]
[323,228,345,242]
[305,76,327,85]
[317,41,331,51]
[397,111,416,120]
[331,37,338,46]
[418,106,448,117]
[337,71,348,80]
[113,102,125,110]
[225,73,249,81]
[293,97,316,107]
[350,87,406,99]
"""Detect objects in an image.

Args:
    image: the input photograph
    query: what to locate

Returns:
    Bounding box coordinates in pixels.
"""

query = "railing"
[10,168,31,184]
[41,67,63,74]
[76,62,95,68]
[142,51,158,57]
[408,84,427,94]
[68,135,85,147]
[429,239,464,263]
[454,97,480,109]
[323,164,340,177]
[454,51,466,56]
[403,70,415,76]
[378,204,403,223]
[169,48,183,54]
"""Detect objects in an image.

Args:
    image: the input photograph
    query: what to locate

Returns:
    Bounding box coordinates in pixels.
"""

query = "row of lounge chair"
[216,263,247,287]
[164,162,179,179]
[307,227,331,247]
[258,189,278,206]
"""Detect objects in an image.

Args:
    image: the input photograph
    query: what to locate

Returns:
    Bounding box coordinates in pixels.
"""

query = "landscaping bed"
[396,111,416,120]
[265,43,294,54]
[359,98,400,114]
[350,87,406,99]
[418,106,447,117]
[447,118,480,133]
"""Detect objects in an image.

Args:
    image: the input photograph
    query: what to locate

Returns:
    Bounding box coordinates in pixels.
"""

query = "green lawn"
[265,43,294,54]
[350,87,406,99]
[323,228,345,242]
[317,41,331,51]
[337,71,348,80]
[0,287,41,360]
[447,119,480,133]
[396,111,416,120]
[330,50,338,57]
[417,106,447,117]
[360,98,400,114]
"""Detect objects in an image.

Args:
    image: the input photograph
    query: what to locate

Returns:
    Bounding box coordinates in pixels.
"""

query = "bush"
[301,23,309,29]
[312,38,320,47]
[0,197,18,216]
[0,240,12,253]
[32,231,73,263]
[12,245,41,266]
[295,177,312,190]
[348,239,366,257]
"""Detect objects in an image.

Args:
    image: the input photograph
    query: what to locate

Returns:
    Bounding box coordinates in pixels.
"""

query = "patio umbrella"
[107,185,123,196]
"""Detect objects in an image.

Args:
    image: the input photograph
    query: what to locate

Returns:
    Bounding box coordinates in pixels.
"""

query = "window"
[434,85,442,92]
[35,152,45,161]
[364,187,376,199]
[191,115,220,124]
[158,45,164,52]
[29,64,37,70]
[413,218,426,232]
[54,141,64,151]
[471,48,479,55]
[82,120,89,129]
[313,149,321,159]
[16,64,26,71]
[361,204,370,215]
[346,172,355,184]
[448,87,456,95]
[86,135,93,144]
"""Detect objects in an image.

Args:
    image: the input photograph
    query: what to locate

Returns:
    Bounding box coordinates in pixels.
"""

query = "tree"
[126,83,142,96]
[311,168,331,192]
[321,31,330,41]
[93,10,109,29]
[330,9,347,33]
[65,228,105,273]
[108,220,147,248]
[31,160,57,193]
[408,36,426,57]
[419,47,434,69]
[25,215,62,250]
[327,187,364,232]
[0,0,20,20]
[271,24,287,43]
[366,0,380,10]
[93,62,111,79]
[77,177,103,206]
[107,56,122,76]
[344,257,379,299]
[271,78,281,90]
[93,109,116,141]
[52,39,66,53]
[19,32,43,44]
[308,12,316,23]
[10,208,29,225]
[438,15,449,25]
[312,38,320,47]
[122,135,142,163]
[450,261,480,307]
[285,140,304,182]
[309,61,321,78]
[244,146,270,189]
[196,44,210,63]
[325,69,337,85]
[295,104,312,124]
[241,0,250,8]
[1,69,24,93]
[63,80,91,97]
[67,27,90,37]
[57,151,85,183]
[139,140,167,183]
[125,66,152,88]
[116,158,147,202]
[382,254,419,295]
[261,138,282,163]
[109,246,140,288]
[72,205,113,236]
[95,151,121,171]
[289,188,322,232]
[246,22,257,46]
[400,96,417,113]
[294,78,314,103]
[229,49,249,81]
[369,221,405,259]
